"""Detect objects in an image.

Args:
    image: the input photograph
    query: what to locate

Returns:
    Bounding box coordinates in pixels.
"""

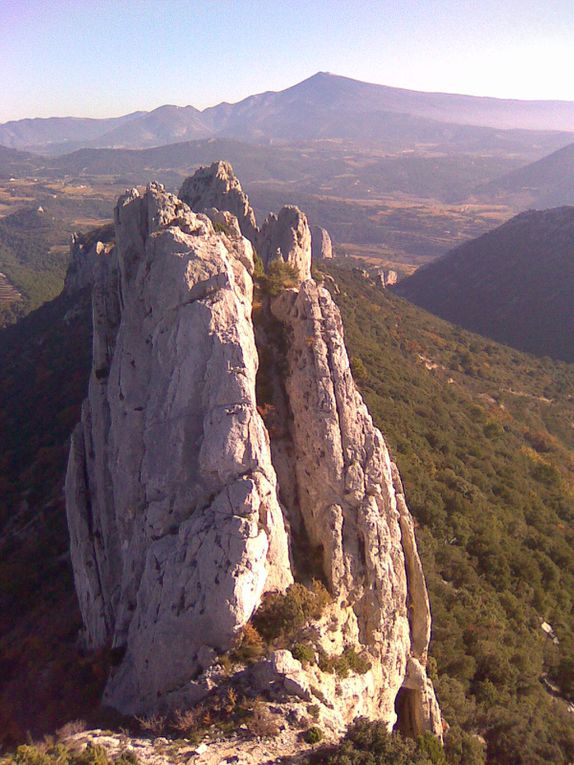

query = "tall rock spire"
[66,171,441,739]
[66,183,291,713]
[179,160,258,244]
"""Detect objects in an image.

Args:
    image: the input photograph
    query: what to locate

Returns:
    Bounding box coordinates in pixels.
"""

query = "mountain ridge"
[473,140,574,208]
[395,205,574,362]
[3,72,574,154]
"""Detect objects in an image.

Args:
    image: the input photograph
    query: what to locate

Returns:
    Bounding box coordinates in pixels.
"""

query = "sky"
[0,0,573,122]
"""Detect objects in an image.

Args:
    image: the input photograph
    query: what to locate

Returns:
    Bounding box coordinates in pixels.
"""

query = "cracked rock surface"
[66,165,440,738]
[66,183,291,713]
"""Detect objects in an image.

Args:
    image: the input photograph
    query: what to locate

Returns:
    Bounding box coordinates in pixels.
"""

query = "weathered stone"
[64,227,114,295]
[311,225,333,260]
[179,161,258,243]
[66,183,292,714]
[258,206,312,281]
[270,280,441,735]
[66,171,440,739]
[251,650,312,701]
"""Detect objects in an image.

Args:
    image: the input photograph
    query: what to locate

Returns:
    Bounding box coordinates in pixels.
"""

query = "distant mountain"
[202,72,574,139]
[474,141,574,208]
[395,207,574,362]
[87,104,212,148]
[0,112,144,153]
[2,72,574,154]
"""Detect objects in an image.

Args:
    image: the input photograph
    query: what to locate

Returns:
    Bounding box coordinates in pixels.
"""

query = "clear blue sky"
[1,0,573,121]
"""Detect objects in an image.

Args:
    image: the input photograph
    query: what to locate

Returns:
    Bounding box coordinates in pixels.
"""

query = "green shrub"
[303,726,324,745]
[444,726,486,765]
[351,356,369,383]
[324,717,441,764]
[253,581,331,643]
[213,220,231,235]
[318,647,372,678]
[416,732,446,764]
[253,255,266,279]
[259,260,300,296]
[1,744,137,765]
[292,641,316,665]
[307,704,321,721]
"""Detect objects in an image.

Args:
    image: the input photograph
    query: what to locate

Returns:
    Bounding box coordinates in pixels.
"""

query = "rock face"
[66,183,291,713]
[64,226,114,295]
[269,283,440,733]
[179,161,258,243]
[258,206,312,280]
[66,165,440,738]
[311,225,333,260]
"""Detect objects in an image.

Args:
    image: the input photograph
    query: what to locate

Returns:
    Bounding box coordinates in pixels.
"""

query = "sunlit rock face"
[179,160,258,243]
[66,183,291,713]
[311,224,333,260]
[258,205,313,280]
[66,165,441,739]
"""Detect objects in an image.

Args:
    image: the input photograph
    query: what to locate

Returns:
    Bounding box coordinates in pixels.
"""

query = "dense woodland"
[0,210,69,326]
[324,265,574,764]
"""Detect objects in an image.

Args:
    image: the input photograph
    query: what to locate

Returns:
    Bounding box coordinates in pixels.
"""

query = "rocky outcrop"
[311,225,333,260]
[179,161,258,243]
[269,283,440,734]
[66,183,292,713]
[179,163,314,282]
[66,170,440,738]
[64,225,114,295]
[258,206,312,280]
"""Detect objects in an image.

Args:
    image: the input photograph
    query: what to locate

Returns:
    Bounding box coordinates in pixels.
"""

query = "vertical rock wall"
[66,183,292,713]
[66,164,440,736]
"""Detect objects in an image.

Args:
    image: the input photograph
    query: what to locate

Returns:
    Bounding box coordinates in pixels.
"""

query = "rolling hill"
[0,111,144,153]
[395,206,574,362]
[474,141,574,209]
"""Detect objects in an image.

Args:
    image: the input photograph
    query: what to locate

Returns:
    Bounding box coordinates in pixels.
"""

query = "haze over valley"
[2,72,574,326]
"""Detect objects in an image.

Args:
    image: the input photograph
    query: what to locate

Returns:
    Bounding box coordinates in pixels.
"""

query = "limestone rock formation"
[66,168,440,739]
[179,162,313,282]
[64,226,114,295]
[66,182,292,713]
[269,283,440,734]
[311,225,333,260]
[258,206,312,280]
[179,160,258,243]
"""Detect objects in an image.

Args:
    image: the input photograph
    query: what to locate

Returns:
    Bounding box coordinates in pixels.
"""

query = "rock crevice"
[66,163,440,738]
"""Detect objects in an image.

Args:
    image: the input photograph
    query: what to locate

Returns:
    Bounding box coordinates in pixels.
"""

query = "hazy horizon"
[4,69,574,126]
[1,0,573,122]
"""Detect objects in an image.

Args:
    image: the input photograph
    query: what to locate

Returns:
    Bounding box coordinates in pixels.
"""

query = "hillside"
[474,141,574,209]
[0,112,144,153]
[0,207,70,325]
[323,266,574,764]
[2,254,574,762]
[2,73,574,154]
[395,207,574,362]
[0,285,94,743]
[36,139,528,208]
[0,146,41,178]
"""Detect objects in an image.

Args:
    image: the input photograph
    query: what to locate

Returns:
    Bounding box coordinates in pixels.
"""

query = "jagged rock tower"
[66,162,441,738]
